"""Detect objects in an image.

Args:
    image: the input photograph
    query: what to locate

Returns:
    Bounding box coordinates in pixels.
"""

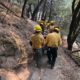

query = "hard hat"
[54,27,60,32]
[37,20,44,25]
[50,20,56,24]
[40,22,44,25]
[34,25,42,31]
[47,22,50,26]
[54,25,60,29]
[37,20,42,23]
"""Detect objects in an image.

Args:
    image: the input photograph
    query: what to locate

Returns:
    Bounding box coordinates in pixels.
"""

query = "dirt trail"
[0,48,80,80]
[0,34,79,80]
[29,47,80,80]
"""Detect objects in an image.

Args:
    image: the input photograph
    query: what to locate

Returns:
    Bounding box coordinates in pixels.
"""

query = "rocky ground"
[0,47,80,80]
[28,47,80,80]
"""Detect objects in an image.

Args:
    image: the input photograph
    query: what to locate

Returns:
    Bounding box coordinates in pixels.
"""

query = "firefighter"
[45,26,62,69]
[53,25,61,37]
[37,19,46,35]
[30,25,45,68]
[47,20,56,33]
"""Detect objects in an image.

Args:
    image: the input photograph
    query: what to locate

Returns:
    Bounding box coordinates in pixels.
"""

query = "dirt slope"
[0,12,36,80]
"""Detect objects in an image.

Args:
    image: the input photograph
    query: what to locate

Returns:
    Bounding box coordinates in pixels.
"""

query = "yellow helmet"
[47,22,50,26]
[34,25,42,31]
[37,20,44,25]
[54,27,60,32]
[54,25,60,29]
[40,22,44,25]
[50,20,56,24]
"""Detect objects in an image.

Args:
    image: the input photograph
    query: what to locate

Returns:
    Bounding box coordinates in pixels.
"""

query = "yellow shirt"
[31,33,44,49]
[46,32,62,47]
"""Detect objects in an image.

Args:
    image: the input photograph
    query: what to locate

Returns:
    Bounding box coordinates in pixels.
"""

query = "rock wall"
[0,12,35,69]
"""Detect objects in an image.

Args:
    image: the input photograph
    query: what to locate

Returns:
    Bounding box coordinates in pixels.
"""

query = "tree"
[31,0,44,20]
[26,3,32,18]
[41,0,47,20]
[48,0,53,21]
[21,0,28,18]
[67,0,80,50]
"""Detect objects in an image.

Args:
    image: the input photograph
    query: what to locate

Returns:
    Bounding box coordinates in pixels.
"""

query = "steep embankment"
[0,12,37,80]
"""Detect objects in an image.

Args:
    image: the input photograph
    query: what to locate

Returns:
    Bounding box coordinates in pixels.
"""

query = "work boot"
[36,64,41,69]
[50,64,54,69]
[47,60,51,64]
[51,65,53,69]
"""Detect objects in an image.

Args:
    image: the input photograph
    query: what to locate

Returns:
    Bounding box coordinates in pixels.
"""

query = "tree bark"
[72,0,76,14]
[41,0,47,20]
[31,0,44,20]
[67,1,80,51]
[21,0,28,18]
[48,0,53,21]
[26,3,32,18]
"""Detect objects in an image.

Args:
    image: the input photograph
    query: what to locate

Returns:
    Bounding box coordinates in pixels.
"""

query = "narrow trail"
[29,47,80,80]
[0,47,80,80]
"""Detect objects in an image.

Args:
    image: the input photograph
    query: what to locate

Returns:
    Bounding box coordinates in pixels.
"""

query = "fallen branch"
[64,48,80,53]
[76,41,80,48]
[72,49,80,53]
[64,48,80,66]
[0,2,20,18]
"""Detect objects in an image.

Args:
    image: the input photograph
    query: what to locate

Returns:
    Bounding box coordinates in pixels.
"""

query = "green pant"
[33,48,43,68]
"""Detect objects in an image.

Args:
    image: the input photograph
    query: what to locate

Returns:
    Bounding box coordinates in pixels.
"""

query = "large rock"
[0,12,35,69]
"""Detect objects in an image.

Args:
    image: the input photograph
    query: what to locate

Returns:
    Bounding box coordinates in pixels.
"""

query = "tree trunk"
[48,0,53,21]
[31,0,44,20]
[41,0,47,20]
[67,1,80,51]
[67,34,73,50]
[7,0,11,3]
[21,0,28,18]
[68,43,73,50]
[72,0,76,14]
[44,11,47,20]
[26,3,32,18]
